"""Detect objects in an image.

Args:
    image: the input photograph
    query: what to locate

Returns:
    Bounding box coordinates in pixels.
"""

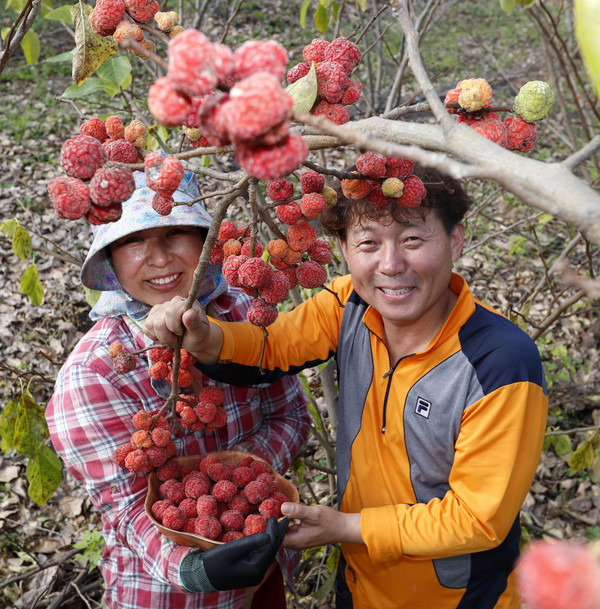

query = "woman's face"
[109,226,205,306]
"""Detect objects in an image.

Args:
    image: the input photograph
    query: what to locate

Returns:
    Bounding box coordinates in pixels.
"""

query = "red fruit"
[124,448,151,473]
[303,38,330,64]
[130,429,152,449]
[222,530,244,542]
[259,270,290,304]
[112,19,143,44]
[167,29,216,97]
[220,72,294,143]
[341,175,371,200]
[198,386,224,405]
[296,260,327,289]
[315,61,349,103]
[210,42,235,85]
[217,221,238,243]
[258,498,282,519]
[151,498,173,521]
[324,36,362,75]
[112,443,134,467]
[104,138,138,163]
[386,157,414,180]
[468,116,509,148]
[232,466,255,488]
[300,170,325,194]
[179,349,196,369]
[287,62,310,84]
[341,79,363,106]
[356,151,387,178]
[275,202,302,225]
[108,341,124,358]
[195,401,217,424]
[243,514,267,536]
[185,473,212,499]
[124,0,158,23]
[195,514,222,540]
[148,77,191,127]
[85,203,123,225]
[206,407,227,430]
[112,351,136,373]
[90,0,125,37]
[516,540,600,609]
[207,461,233,482]
[238,257,273,289]
[179,497,198,518]
[211,480,238,503]
[267,178,294,202]
[365,181,392,211]
[234,133,308,181]
[145,444,169,468]
[299,192,327,220]
[105,115,125,139]
[124,119,146,146]
[148,347,173,363]
[89,162,135,207]
[209,244,225,265]
[287,220,316,253]
[160,478,186,504]
[222,239,241,257]
[196,494,218,516]
[162,505,186,531]
[504,116,538,152]
[80,117,108,142]
[48,176,91,220]
[149,361,168,380]
[312,99,350,125]
[307,238,332,265]
[150,427,171,448]
[247,298,278,327]
[60,135,107,180]
[222,254,249,287]
[151,194,174,216]
[233,40,288,82]
[444,86,461,114]
[132,410,153,430]
[156,459,181,481]
[220,509,245,532]
[396,175,427,208]
[144,153,184,197]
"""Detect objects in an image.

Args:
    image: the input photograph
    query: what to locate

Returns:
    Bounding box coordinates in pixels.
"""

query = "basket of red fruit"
[145,451,299,549]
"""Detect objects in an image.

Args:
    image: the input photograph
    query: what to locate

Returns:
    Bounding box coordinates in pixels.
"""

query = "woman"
[46,169,310,609]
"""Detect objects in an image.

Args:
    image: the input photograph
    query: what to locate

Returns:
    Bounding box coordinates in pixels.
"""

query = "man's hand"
[280,502,363,551]
[143,297,223,364]
[179,517,288,592]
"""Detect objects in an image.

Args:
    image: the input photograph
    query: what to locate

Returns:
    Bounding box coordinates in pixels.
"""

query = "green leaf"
[0,398,19,452]
[13,388,50,459]
[299,0,311,29]
[1,27,10,41]
[313,561,337,599]
[44,4,74,22]
[568,439,595,473]
[314,1,329,33]
[21,28,40,65]
[575,0,600,98]
[26,445,62,506]
[552,434,573,457]
[0,218,19,238]
[499,0,516,13]
[96,55,132,92]
[21,263,44,305]
[326,545,339,572]
[84,286,101,308]
[46,49,75,63]
[286,61,318,113]
[62,76,107,98]
[12,223,32,260]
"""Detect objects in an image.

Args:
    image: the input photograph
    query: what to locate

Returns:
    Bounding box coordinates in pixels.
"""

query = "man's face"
[339,210,464,335]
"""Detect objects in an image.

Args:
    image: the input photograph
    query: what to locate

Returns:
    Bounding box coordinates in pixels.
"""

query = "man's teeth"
[381,287,412,295]
[149,274,179,285]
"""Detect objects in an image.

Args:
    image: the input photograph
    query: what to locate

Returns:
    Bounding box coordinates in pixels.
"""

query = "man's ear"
[451,222,465,262]
[338,238,348,263]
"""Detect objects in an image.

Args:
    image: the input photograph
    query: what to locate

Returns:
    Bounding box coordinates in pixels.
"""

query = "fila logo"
[415,397,432,419]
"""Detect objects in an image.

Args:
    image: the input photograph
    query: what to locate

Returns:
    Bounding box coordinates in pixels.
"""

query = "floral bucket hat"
[80,170,213,291]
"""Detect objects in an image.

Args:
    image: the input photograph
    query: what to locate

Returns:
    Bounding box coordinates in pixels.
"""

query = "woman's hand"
[143,296,223,363]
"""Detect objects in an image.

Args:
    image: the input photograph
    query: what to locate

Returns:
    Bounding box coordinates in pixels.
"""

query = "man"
[144,166,548,609]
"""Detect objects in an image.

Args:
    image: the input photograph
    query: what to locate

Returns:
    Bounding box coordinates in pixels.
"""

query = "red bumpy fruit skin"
[162,505,186,531]
[80,117,108,142]
[112,19,143,44]
[296,260,327,289]
[386,157,415,180]
[324,36,362,75]
[151,194,174,216]
[60,135,107,180]
[312,99,350,125]
[217,220,238,243]
[86,203,123,225]
[220,510,245,532]
[444,85,461,114]
[287,62,310,84]
[104,138,138,164]
[341,79,363,106]
[315,61,349,103]
[222,254,249,287]
[124,448,151,473]
[195,515,222,540]
[299,192,327,220]
[307,238,332,265]
[90,0,126,37]
[503,116,538,152]
[247,298,278,327]
[89,162,136,207]
[341,174,371,200]
[48,176,91,220]
[105,115,125,139]
[144,153,184,197]
[234,133,308,182]
[303,38,330,64]
[468,115,509,148]
[222,240,241,259]
[124,0,159,23]
[300,170,325,194]
[147,77,191,128]
[287,220,317,253]
[112,351,136,373]
[259,270,290,304]
[396,175,427,208]
[232,40,288,82]
[356,151,388,178]
[267,178,294,202]
[167,29,216,98]
[243,514,267,536]
[275,202,302,225]
[211,480,238,503]
[220,72,294,143]
[238,257,273,289]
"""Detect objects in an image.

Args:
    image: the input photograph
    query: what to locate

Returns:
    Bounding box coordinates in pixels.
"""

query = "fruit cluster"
[147,345,196,388]
[112,409,176,474]
[143,152,185,215]
[48,116,146,224]
[444,78,555,153]
[175,386,227,433]
[287,36,363,125]
[147,29,307,181]
[340,153,426,211]
[150,454,289,542]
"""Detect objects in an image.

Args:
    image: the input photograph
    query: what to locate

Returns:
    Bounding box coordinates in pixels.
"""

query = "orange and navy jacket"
[202,273,548,609]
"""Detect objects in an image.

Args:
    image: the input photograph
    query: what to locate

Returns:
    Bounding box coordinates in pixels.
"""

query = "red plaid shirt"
[46,288,310,609]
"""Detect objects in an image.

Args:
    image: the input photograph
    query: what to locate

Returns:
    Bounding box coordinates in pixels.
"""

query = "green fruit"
[513,81,556,122]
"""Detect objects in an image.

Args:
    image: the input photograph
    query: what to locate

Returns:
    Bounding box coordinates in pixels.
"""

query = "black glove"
[179,517,289,593]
